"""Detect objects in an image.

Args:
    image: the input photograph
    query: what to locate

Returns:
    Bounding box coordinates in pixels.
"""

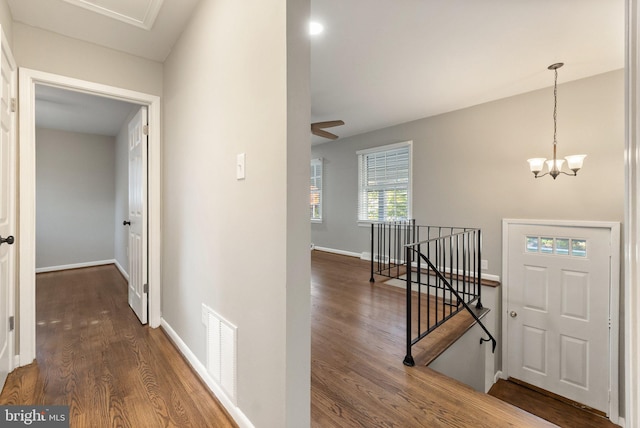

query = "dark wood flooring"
[0,265,236,427]
[488,379,620,428]
[311,250,555,427]
[0,252,618,427]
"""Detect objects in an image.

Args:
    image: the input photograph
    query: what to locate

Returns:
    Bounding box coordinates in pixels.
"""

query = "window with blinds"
[310,158,323,222]
[357,141,412,222]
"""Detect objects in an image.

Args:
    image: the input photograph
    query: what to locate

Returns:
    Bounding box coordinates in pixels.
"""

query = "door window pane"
[556,238,570,255]
[540,237,554,254]
[571,239,587,257]
[526,236,539,253]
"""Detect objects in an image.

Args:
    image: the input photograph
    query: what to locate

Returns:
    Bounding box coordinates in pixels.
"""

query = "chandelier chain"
[553,67,558,147]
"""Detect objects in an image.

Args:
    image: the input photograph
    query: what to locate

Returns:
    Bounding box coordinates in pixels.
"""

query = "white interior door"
[0,26,16,390]
[126,106,148,324]
[505,222,615,414]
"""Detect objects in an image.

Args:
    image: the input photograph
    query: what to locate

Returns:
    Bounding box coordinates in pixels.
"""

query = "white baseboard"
[13,354,19,368]
[19,354,34,367]
[494,370,503,384]
[617,416,625,428]
[35,259,116,273]
[362,251,502,283]
[160,318,255,428]
[114,259,129,280]
[314,246,362,258]
[319,247,502,283]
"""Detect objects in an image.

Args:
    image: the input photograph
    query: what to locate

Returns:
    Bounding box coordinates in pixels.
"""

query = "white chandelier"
[527,63,586,179]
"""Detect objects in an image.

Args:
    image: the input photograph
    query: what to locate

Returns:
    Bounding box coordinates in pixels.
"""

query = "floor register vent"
[202,304,238,404]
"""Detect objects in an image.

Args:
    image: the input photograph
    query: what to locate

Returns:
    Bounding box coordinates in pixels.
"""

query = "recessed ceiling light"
[309,21,324,36]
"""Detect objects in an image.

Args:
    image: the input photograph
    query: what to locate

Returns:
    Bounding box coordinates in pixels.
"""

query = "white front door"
[504,221,617,414]
[126,106,148,324]
[0,26,16,390]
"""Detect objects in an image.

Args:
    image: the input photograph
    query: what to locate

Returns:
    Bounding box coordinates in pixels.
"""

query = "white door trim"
[18,68,162,366]
[501,219,620,423]
[626,1,640,426]
[0,24,16,389]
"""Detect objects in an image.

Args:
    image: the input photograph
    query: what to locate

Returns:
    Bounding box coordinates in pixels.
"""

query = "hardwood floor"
[311,250,555,427]
[0,265,236,428]
[488,379,620,428]
[1,252,614,427]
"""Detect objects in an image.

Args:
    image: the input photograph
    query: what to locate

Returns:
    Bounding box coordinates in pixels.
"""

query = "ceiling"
[9,0,626,143]
[310,0,625,143]
[35,85,138,136]
[7,0,200,62]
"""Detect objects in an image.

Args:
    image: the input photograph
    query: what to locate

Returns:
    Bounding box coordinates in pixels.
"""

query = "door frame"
[501,219,620,423]
[17,68,162,366]
[0,24,16,381]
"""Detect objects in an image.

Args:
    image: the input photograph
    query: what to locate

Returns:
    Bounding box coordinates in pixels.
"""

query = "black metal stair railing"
[402,229,496,367]
[369,220,416,282]
[369,222,496,366]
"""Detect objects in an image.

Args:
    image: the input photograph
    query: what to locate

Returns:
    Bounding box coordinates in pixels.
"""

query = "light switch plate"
[237,153,246,180]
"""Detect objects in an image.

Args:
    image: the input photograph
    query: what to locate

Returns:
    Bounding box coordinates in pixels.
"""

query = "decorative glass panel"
[525,236,587,257]
[556,238,570,255]
[571,239,587,257]
[310,158,322,221]
[540,237,554,254]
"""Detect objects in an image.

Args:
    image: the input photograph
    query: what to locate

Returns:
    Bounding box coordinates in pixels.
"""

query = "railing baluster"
[417,230,422,336]
[476,230,483,310]
[404,244,415,366]
[370,223,375,282]
[377,223,381,275]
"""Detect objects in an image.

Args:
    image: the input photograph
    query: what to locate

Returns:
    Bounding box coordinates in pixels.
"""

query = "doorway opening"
[18,69,161,366]
[34,85,140,276]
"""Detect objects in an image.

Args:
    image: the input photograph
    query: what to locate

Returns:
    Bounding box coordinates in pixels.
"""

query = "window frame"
[356,141,413,224]
[310,158,323,223]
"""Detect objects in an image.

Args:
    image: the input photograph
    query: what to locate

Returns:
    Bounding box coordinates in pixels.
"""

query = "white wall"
[35,128,116,269]
[162,0,310,427]
[0,0,12,47]
[428,320,489,392]
[13,23,162,96]
[311,69,625,278]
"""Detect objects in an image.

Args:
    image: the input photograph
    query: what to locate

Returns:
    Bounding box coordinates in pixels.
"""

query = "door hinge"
[142,125,149,136]
[144,283,149,293]
[10,98,16,113]
[8,316,14,331]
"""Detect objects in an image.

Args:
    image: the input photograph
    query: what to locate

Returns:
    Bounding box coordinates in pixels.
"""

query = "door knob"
[123,221,131,226]
[510,311,517,318]
[0,235,14,246]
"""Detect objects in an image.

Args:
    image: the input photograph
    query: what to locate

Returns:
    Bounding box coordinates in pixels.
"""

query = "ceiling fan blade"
[311,120,345,129]
[311,128,339,140]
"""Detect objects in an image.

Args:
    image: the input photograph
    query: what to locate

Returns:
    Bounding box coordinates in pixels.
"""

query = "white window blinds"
[357,142,412,222]
[310,158,323,222]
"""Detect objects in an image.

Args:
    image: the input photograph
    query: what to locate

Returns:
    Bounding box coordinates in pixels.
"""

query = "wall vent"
[202,304,237,404]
